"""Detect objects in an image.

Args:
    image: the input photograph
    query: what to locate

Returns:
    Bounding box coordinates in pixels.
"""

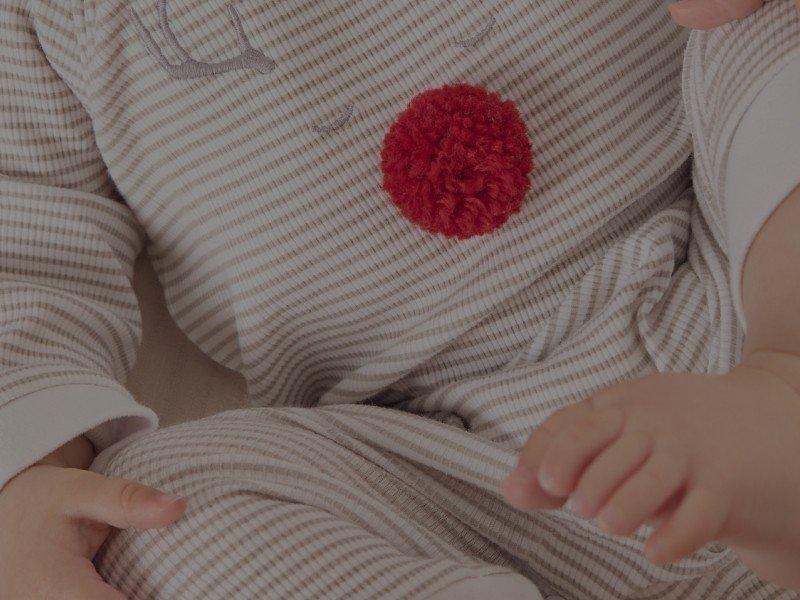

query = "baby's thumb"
[62,469,187,529]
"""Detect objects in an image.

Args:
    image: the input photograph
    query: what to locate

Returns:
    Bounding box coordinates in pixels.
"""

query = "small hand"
[503,359,800,590]
[0,436,187,599]
[668,0,799,30]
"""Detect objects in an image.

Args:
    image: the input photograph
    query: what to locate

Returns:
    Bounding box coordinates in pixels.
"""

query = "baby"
[0,1,799,599]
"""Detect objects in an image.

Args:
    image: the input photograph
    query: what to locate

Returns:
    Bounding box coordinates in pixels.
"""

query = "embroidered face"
[91,0,687,396]
[129,1,500,132]
[110,0,685,270]
[129,1,531,238]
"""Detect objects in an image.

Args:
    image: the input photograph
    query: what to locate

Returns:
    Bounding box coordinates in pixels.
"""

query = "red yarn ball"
[381,84,533,239]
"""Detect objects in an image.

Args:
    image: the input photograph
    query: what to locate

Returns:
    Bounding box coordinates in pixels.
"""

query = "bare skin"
[504,177,800,591]
[669,0,800,29]
[0,435,186,599]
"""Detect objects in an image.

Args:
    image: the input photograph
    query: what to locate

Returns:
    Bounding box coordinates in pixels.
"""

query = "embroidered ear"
[130,0,275,79]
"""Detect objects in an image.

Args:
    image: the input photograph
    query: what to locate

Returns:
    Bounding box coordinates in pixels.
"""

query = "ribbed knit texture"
[2,1,799,598]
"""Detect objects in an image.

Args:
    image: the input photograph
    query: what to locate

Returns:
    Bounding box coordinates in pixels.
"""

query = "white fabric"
[725,53,800,328]
[0,384,154,490]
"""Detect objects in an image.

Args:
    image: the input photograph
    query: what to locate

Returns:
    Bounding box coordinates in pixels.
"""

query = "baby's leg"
[94,402,790,599]
[93,407,541,600]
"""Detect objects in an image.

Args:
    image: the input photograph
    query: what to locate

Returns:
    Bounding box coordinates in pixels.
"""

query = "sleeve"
[725,54,800,329]
[682,0,800,331]
[0,1,157,489]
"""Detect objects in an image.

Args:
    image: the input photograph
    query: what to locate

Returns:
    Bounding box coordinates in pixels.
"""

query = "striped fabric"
[95,405,787,599]
[1,0,799,598]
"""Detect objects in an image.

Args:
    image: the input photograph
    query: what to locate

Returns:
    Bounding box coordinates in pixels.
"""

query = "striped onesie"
[1,1,799,598]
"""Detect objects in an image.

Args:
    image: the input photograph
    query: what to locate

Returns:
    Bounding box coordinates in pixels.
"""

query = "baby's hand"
[503,354,800,589]
[669,0,800,29]
[0,436,186,599]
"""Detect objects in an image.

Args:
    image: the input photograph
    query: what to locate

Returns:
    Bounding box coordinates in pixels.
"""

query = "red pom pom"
[381,84,533,239]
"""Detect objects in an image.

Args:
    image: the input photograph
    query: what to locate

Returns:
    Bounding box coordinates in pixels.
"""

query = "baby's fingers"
[644,487,728,565]
[503,403,596,509]
[81,580,127,600]
[595,450,688,537]
[70,566,127,600]
[569,431,653,519]
[537,406,623,498]
[668,0,764,29]
[60,468,187,530]
[59,576,125,600]
[51,556,127,600]
[503,431,563,510]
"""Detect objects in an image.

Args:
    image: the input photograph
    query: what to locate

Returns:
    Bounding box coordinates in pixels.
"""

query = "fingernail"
[567,494,594,518]
[156,492,184,505]
[564,496,586,517]
[537,469,558,495]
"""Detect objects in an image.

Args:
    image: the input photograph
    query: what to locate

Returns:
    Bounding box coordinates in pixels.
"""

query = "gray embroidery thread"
[455,16,496,49]
[311,104,355,133]
[130,1,275,79]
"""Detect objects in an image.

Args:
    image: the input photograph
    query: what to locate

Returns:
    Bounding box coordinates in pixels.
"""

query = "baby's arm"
[741,186,800,372]
[503,181,800,585]
[0,1,156,491]
[502,189,800,589]
[735,56,800,362]
[0,2,184,597]
[669,0,800,29]
[503,2,800,590]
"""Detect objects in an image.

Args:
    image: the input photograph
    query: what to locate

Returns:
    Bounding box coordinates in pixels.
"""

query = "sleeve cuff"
[725,52,800,330]
[0,384,157,490]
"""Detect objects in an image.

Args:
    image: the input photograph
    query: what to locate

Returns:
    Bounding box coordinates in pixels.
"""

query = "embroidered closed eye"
[311,104,355,134]
[455,16,496,49]
[307,12,498,136]
[130,0,275,79]
[131,5,497,139]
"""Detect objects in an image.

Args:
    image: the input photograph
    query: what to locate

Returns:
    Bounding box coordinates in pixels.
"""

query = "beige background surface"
[127,252,248,427]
